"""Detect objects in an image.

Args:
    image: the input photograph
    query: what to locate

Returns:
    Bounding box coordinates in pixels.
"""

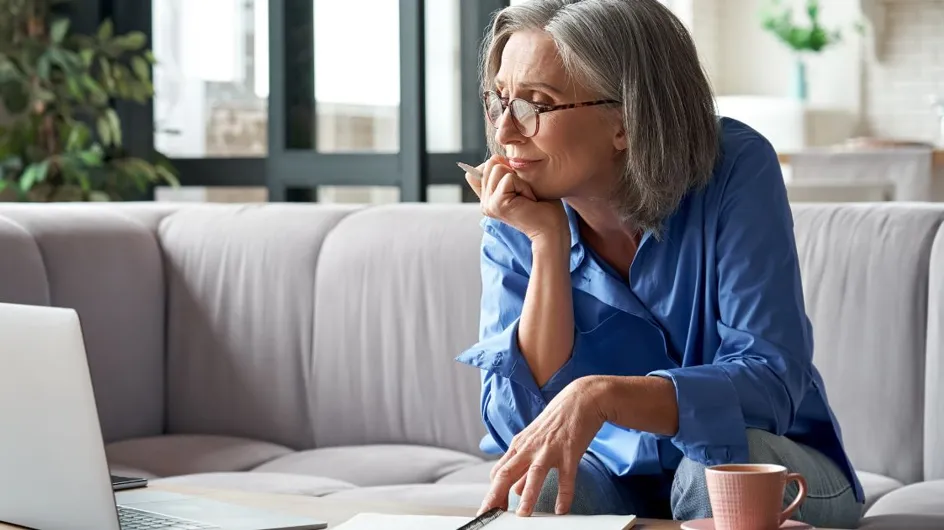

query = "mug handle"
[780,472,808,524]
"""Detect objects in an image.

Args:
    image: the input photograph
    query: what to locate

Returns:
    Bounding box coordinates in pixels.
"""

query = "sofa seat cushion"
[436,461,495,484]
[324,484,489,509]
[106,434,293,477]
[858,471,905,510]
[150,472,355,497]
[865,479,944,517]
[253,445,484,487]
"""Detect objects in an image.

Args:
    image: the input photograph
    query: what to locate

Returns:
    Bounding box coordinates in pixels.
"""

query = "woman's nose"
[494,107,524,146]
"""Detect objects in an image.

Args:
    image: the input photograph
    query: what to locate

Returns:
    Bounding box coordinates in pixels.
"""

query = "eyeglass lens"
[486,93,538,137]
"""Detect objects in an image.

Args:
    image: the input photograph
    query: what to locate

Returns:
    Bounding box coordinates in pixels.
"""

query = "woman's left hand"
[479,376,609,517]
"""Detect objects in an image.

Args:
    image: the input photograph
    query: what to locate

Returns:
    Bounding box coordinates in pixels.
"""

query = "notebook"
[332,511,636,530]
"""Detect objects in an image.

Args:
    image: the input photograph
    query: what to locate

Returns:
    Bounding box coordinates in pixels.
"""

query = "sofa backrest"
[308,204,488,456]
[791,203,944,485]
[2,200,943,482]
[0,203,178,443]
[925,226,944,481]
[158,203,359,450]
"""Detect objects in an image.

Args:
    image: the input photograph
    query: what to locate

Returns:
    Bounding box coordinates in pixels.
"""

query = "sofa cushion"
[436,461,495,484]
[857,471,904,511]
[323,484,489,509]
[160,204,360,450]
[925,225,944,480]
[151,472,355,497]
[106,435,292,477]
[858,515,944,530]
[791,203,944,484]
[0,213,50,306]
[0,204,169,443]
[865,480,944,518]
[309,205,488,456]
[253,444,484,487]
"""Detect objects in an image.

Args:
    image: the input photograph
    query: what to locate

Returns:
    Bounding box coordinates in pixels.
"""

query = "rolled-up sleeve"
[456,220,577,452]
[649,138,814,466]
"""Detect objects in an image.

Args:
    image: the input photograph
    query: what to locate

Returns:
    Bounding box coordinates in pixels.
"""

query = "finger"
[480,453,527,516]
[517,461,551,517]
[491,435,524,480]
[493,172,518,205]
[464,172,482,199]
[479,156,503,203]
[511,175,537,201]
[512,474,527,497]
[554,458,578,515]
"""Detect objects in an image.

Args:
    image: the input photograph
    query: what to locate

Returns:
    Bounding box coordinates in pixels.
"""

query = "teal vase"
[793,57,808,101]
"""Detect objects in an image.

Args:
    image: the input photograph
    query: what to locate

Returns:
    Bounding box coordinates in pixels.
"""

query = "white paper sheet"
[331,512,636,530]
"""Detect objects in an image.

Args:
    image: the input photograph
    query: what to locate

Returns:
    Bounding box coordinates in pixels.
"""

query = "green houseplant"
[0,0,178,202]
[760,0,846,101]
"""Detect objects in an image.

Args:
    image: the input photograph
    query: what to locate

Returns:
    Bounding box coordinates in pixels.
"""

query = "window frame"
[111,0,507,201]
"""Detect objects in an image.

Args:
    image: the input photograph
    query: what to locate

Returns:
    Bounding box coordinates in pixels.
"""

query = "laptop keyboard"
[118,505,220,529]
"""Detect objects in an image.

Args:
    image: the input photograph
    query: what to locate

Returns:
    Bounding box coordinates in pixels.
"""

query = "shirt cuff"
[648,365,750,466]
[456,318,542,399]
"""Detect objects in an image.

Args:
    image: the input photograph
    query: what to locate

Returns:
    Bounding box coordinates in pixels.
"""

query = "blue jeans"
[508,429,864,528]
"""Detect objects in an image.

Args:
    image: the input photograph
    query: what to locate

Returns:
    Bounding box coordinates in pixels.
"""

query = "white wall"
[714,0,864,115]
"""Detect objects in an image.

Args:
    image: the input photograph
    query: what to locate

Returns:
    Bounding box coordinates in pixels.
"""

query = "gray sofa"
[0,201,942,528]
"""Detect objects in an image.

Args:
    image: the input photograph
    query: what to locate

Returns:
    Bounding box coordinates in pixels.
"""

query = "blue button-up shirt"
[456,117,864,503]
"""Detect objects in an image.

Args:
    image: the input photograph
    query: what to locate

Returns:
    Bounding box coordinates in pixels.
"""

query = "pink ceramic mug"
[705,464,808,530]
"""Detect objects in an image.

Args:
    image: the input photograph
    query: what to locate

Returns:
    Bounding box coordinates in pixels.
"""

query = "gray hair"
[481,0,720,235]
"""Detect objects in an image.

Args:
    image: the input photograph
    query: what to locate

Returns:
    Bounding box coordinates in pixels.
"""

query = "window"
[152,0,268,158]
[115,0,506,200]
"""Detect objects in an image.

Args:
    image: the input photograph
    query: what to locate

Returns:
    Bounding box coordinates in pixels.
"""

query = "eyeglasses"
[482,90,620,138]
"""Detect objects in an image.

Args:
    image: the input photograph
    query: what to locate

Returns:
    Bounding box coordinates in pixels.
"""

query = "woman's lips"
[508,158,541,170]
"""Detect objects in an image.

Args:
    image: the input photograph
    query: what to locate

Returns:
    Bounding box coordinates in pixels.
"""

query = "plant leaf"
[37,53,52,80]
[89,190,110,201]
[97,19,114,41]
[66,123,92,151]
[80,48,95,66]
[66,76,84,101]
[155,164,180,187]
[105,108,122,146]
[114,31,147,51]
[131,56,150,82]
[50,18,70,44]
[96,115,112,145]
[81,74,108,105]
[19,160,50,192]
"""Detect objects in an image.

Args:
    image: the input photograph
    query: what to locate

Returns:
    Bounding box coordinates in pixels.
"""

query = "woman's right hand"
[463,155,568,246]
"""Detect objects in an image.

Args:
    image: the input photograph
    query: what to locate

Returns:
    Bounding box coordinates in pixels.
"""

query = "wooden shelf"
[777,150,944,168]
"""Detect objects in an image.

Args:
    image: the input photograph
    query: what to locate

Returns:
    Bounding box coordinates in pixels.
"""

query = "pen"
[456,507,504,530]
[456,162,483,181]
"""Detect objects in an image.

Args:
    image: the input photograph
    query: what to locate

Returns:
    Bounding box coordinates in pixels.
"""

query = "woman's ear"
[612,122,628,152]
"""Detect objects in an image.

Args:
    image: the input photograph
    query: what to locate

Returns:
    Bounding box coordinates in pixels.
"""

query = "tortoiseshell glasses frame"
[482,90,621,137]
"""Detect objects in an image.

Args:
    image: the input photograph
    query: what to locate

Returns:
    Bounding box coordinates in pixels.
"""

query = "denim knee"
[670,455,712,520]
[670,429,780,520]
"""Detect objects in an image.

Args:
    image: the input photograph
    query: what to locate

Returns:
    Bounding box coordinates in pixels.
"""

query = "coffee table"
[0,483,683,529]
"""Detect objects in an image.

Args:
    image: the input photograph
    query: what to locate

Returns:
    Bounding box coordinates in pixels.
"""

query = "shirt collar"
[563,200,655,249]
[563,201,581,249]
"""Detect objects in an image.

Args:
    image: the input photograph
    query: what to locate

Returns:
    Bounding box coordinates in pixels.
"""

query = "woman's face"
[492,30,626,201]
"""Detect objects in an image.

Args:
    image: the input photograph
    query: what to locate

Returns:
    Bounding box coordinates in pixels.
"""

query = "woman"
[455,0,864,527]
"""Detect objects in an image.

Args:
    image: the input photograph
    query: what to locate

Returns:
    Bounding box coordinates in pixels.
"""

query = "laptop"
[0,302,327,530]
